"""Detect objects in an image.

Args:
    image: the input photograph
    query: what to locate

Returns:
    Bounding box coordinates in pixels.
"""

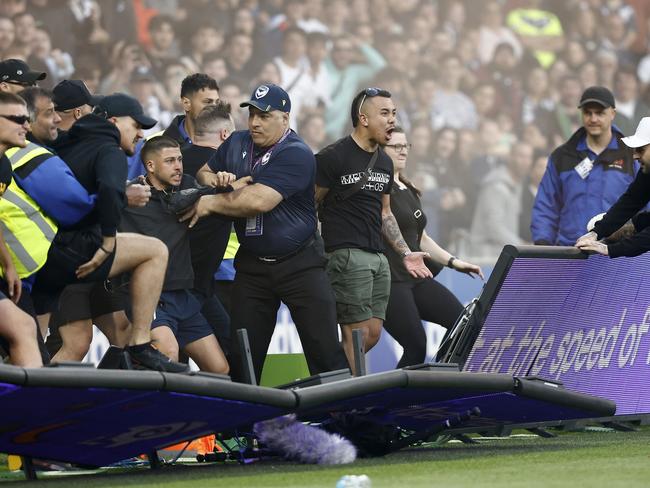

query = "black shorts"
[49,280,126,330]
[0,290,6,301]
[34,226,116,294]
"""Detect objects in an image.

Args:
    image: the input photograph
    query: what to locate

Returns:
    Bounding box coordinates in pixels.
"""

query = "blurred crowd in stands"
[3,0,650,260]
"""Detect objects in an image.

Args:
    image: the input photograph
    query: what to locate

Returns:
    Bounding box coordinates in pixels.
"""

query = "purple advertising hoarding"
[463,251,650,415]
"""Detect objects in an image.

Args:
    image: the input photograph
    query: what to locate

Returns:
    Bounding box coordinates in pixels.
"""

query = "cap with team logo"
[0,59,46,84]
[240,83,291,113]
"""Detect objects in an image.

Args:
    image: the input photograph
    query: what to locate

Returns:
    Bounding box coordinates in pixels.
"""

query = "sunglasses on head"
[358,87,391,115]
[0,114,30,125]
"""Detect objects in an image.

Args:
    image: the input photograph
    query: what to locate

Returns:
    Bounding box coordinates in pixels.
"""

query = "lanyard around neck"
[249,129,291,174]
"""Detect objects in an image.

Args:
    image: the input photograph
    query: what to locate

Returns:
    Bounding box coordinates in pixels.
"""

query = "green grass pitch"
[1,427,649,487]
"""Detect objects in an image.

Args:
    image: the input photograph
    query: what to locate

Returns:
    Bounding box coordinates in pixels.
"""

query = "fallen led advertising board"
[456,245,650,416]
[0,366,614,466]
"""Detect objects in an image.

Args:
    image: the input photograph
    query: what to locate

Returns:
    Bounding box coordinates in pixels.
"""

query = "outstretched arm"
[420,230,484,280]
[181,181,281,227]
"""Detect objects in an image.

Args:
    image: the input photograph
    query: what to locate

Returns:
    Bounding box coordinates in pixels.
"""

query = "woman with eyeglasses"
[383,127,484,368]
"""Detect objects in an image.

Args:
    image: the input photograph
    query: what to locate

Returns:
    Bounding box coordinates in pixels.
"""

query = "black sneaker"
[127,343,189,373]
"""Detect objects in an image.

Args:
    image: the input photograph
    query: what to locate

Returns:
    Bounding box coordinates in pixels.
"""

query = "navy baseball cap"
[53,80,103,111]
[240,83,291,113]
[578,86,615,109]
[94,93,157,129]
[0,59,46,84]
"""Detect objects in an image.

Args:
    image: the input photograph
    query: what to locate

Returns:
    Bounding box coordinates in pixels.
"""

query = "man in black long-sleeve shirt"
[576,117,650,257]
[35,93,187,372]
[121,136,229,373]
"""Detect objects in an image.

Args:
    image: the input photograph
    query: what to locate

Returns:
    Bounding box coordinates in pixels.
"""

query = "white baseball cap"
[622,117,650,148]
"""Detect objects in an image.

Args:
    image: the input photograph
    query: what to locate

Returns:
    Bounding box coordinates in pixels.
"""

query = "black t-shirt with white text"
[315,136,393,253]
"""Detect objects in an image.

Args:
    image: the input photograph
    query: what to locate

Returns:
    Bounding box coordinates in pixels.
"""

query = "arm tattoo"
[382,213,410,255]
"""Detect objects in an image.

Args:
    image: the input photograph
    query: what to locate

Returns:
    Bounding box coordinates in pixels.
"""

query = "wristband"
[401,250,412,258]
[100,245,114,255]
[447,256,457,269]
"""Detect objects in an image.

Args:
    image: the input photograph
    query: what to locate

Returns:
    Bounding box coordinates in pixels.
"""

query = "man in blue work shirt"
[185,83,348,383]
[532,86,641,246]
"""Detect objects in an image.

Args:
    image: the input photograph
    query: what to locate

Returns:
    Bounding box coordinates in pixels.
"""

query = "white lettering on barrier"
[468,305,650,381]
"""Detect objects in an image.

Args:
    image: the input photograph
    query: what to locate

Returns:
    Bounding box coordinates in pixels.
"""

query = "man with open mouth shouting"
[315,87,431,373]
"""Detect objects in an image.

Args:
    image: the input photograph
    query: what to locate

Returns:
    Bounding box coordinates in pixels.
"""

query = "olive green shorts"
[325,248,391,324]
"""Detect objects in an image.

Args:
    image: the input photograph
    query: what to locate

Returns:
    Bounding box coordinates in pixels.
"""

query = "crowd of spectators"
[4,0,650,261]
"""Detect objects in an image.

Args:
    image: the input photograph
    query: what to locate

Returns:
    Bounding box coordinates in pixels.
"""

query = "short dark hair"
[180,73,219,98]
[17,87,52,121]
[148,14,175,34]
[194,101,232,137]
[141,135,180,164]
[0,91,26,107]
[350,87,391,128]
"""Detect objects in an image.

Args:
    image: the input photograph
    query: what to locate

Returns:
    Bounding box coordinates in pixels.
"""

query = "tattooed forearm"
[382,213,409,255]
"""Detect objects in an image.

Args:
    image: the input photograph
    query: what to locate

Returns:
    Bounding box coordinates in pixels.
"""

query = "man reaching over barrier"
[576,117,650,257]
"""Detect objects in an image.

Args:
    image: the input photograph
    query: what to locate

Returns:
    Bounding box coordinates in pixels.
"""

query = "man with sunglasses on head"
[0,59,45,94]
[184,83,349,383]
[577,117,650,257]
[315,87,431,372]
[0,91,43,367]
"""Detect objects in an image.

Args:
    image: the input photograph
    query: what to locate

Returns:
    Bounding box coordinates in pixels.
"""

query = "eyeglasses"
[385,143,411,152]
[0,114,31,125]
[358,87,392,115]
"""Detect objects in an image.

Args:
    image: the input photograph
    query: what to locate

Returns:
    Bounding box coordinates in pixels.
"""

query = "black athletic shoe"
[127,343,189,373]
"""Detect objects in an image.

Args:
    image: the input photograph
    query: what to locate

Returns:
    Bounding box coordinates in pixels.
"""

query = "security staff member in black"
[185,84,349,383]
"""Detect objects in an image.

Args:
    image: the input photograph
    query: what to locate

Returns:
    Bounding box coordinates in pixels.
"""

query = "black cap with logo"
[0,59,46,84]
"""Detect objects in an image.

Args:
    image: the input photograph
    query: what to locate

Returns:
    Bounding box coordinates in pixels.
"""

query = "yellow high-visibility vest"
[223,229,239,259]
[0,143,58,279]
